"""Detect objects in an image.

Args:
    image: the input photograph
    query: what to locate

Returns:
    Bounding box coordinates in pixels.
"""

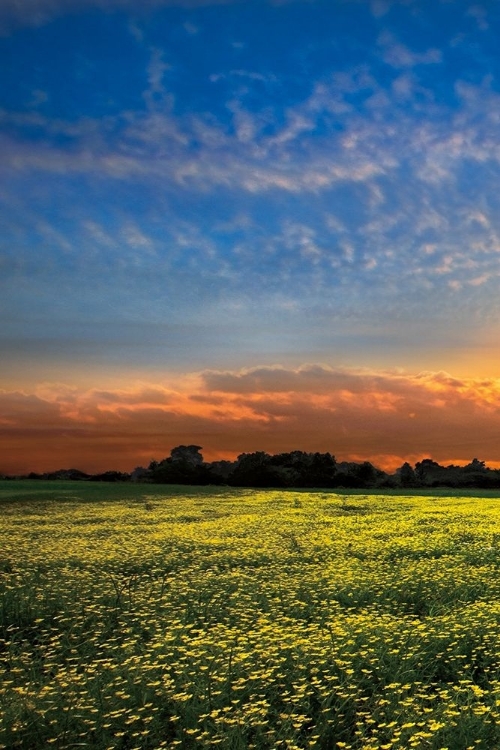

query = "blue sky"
[2,0,500,472]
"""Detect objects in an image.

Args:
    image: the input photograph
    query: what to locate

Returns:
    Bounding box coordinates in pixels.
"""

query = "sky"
[2,0,500,474]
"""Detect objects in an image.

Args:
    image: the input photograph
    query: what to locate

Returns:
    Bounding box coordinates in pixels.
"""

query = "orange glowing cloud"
[1,364,500,475]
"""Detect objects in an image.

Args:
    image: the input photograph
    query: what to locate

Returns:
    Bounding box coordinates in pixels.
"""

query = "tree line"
[7,446,500,489]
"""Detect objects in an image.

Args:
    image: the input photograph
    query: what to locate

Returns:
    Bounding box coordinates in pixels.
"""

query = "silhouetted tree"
[89,471,130,482]
[170,445,204,466]
[258,451,337,487]
[464,458,486,473]
[415,459,444,485]
[45,469,91,480]
[303,452,338,487]
[148,446,221,485]
[230,452,285,487]
[398,462,416,487]
[334,461,383,488]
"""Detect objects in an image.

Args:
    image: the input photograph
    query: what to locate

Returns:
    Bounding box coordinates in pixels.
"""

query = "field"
[3,483,500,749]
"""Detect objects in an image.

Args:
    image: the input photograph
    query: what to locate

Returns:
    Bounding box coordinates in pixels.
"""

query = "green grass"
[0,479,233,504]
[1,479,499,507]
[2,482,500,749]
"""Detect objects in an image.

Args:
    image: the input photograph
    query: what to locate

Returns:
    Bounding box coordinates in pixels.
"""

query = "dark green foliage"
[398,462,417,487]
[6,442,500,489]
[229,450,338,488]
[148,446,223,485]
[89,471,131,482]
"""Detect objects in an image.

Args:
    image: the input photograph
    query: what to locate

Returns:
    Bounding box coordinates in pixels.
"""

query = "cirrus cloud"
[0,0,309,35]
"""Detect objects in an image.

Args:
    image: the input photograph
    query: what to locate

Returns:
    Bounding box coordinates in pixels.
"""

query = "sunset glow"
[2,365,500,475]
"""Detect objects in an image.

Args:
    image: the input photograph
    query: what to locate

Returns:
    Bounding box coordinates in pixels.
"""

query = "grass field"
[2,482,500,749]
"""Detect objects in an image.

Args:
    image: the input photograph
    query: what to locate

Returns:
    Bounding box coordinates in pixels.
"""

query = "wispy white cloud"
[27,89,49,107]
[35,220,74,253]
[466,4,489,31]
[377,30,442,68]
[0,0,248,34]
[143,47,172,109]
[83,220,119,249]
[4,0,500,366]
[370,0,390,19]
[0,0,321,34]
[5,68,500,311]
[210,69,277,84]
[121,222,157,253]
[183,20,198,34]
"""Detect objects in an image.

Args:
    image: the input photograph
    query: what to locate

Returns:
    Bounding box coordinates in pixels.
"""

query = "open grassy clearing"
[2,483,500,749]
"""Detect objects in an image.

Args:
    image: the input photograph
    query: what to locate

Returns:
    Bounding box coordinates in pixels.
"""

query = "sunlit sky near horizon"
[2,0,500,474]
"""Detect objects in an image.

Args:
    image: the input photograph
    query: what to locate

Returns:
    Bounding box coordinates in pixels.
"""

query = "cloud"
[377,31,442,68]
[2,365,500,474]
[0,104,390,197]
[466,4,488,31]
[27,89,49,108]
[0,0,309,34]
[370,0,390,18]
[143,47,172,109]
[4,0,500,349]
[4,41,496,237]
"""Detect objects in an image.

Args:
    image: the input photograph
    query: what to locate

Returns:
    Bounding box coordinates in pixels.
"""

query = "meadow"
[2,482,500,749]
